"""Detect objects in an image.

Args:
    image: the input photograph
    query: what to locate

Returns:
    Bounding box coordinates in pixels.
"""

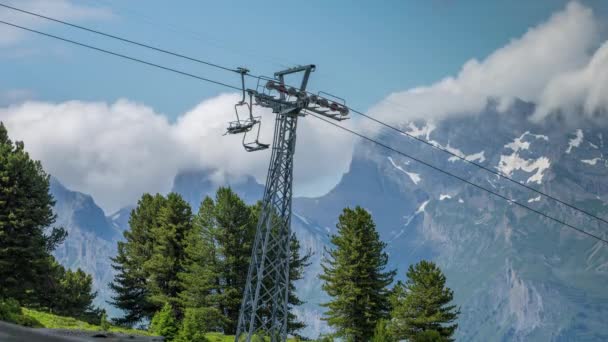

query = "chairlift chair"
[242,118,269,152]
[225,67,269,152]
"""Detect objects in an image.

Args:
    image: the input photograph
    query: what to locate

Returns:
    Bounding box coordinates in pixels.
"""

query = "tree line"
[0,120,460,341]
[109,188,311,341]
[0,123,100,323]
[111,195,461,342]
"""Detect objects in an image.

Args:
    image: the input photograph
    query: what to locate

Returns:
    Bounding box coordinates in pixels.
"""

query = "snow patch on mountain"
[388,157,421,185]
[505,131,549,152]
[528,196,541,203]
[416,200,430,214]
[445,144,486,163]
[406,122,436,140]
[497,153,551,184]
[405,123,485,163]
[566,129,583,154]
[439,194,452,201]
[581,157,602,166]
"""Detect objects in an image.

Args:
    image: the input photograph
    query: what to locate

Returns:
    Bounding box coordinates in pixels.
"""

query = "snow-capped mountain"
[50,99,608,340]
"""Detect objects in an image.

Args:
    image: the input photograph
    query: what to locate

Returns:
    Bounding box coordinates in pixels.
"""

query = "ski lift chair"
[225,67,269,152]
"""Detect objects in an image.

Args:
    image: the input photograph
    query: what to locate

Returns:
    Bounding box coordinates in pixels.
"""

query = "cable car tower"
[226,64,348,342]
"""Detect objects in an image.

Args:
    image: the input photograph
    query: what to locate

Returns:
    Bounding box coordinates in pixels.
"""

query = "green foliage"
[413,329,444,342]
[100,311,110,332]
[388,260,460,341]
[286,232,312,336]
[175,307,223,342]
[315,335,334,342]
[320,206,396,341]
[30,257,99,322]
[0,122,66,303]
[145,193,193,316]
[110,193,168,326]
[0,299,40,327]
[178,197,221,313]
[57,268,98,319]
[0,298,20,321]
[111,187,309,335]
[150,303,179,341]
[21,307,153,336]
[0,123,98,322]
[201,188,257,334]
[183,189,310,336]
[371,319,393,342]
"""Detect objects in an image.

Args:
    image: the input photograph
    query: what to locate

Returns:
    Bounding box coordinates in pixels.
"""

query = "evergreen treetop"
[320,206,395,341]
[0,122,66,302]
[389,260,460,341]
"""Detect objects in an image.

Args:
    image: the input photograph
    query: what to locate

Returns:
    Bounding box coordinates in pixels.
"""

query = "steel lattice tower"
[227,65,348,342]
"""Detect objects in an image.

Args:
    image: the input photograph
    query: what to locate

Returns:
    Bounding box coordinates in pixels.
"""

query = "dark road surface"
[0,321,163,341]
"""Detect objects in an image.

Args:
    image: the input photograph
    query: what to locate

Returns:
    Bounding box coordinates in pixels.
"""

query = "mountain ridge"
[49,100,608,340]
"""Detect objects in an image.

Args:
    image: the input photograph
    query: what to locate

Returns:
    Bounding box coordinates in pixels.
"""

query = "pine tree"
[0,122,66,302]
[388,260,460,341]
[145,193,193,317]
[150,302,179,341]
[110,193,168,326]
[193,188,256,334]
[320,206,396,342]
[286,232,312,337]
[179,189,310,335]
[56,268,99,319]
[371,319,393,342]
[100,311,110,332]
[175,307,222,342]
[177,197,224,329]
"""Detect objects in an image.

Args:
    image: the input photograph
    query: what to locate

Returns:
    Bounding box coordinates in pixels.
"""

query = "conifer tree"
[371,319,393,342]
[0,122,66,302]
[320,206,396,342]
[110,193,168,326]
[177,197,222,328]
[180,189,310,335]
[388,260,460,341]
[145,193,193,317]
[55,268,99,319]
[195,188,256,334]
[175,307,222,342]
[150,302,179,341]
[286,232,312,337]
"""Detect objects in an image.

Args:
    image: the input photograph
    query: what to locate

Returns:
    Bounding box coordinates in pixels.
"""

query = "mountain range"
[49,100,608,341]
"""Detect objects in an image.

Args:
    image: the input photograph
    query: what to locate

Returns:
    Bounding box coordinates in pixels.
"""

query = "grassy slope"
[17,309,298,341]
[21,308,154,336]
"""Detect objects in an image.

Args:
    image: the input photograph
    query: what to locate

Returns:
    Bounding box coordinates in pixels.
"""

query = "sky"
[1,1,608,213]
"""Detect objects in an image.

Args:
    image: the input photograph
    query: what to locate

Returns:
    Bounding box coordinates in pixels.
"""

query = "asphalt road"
[0,321,164,341]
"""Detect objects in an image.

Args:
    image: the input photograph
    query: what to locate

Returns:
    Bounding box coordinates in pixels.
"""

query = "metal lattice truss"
[229,65,348,342]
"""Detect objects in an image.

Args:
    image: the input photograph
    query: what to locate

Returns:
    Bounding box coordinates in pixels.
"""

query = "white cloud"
[0,94,354,213]
[0,0,112,46]
[533,39,608,120]
[365,2,604,128]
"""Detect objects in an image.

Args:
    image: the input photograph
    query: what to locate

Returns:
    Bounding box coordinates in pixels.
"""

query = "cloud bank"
[1,1,607,213]
[367,2,607,127]
[1,95,355,213]
[0,0,112,46]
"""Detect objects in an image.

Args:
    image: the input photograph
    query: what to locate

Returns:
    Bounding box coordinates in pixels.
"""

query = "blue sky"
[2,1,608,212]
[2,0,607,119]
